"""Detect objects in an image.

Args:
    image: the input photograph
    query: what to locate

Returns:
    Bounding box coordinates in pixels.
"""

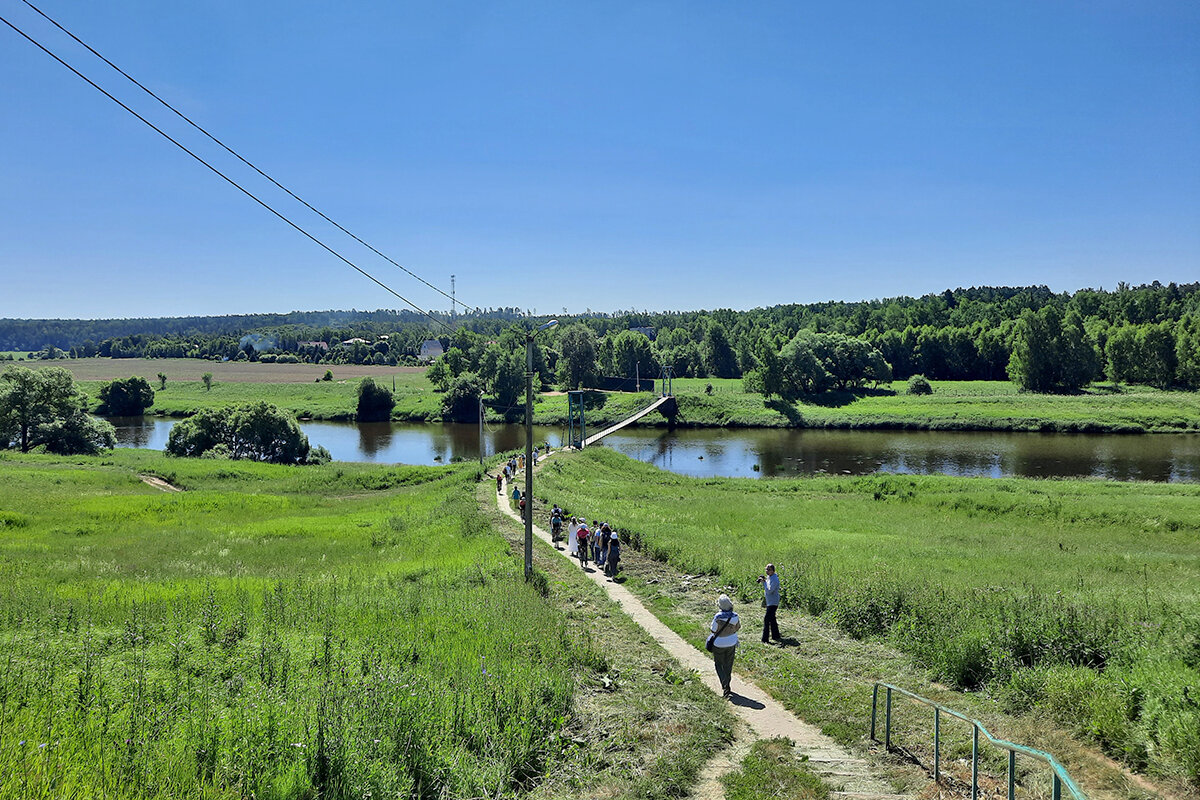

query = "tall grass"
[536,448,1200,782]
[0,451,593,798]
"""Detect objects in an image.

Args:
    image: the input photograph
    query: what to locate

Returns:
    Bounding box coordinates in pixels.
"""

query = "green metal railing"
[870,682,1085,800]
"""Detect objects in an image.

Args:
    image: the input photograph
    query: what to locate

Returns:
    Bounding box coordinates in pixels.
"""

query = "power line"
[18,0,481,316]
[0,11,454,332]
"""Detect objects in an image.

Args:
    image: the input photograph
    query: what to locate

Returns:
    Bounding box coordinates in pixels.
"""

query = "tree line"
[6,282,1200,392]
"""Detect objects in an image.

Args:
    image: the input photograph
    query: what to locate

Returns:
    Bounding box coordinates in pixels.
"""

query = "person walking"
[604,529,621,579]
[576,522,590,567]
[567,516,579,557]
[757,563,782,644]
[708,595,740,699]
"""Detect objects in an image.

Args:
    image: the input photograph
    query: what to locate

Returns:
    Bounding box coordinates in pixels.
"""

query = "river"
[106,417,1200,483]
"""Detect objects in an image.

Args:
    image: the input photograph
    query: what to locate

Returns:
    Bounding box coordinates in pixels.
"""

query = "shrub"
[442,373,483,422]
[907,374,933,395]
[322,369,334,382]
[356,378,395,422]
[166,402,311,464]
[97,375,155,415]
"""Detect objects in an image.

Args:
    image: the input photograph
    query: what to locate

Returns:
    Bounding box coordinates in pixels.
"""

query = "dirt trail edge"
[497,465,907,800]
[140,474,182,492]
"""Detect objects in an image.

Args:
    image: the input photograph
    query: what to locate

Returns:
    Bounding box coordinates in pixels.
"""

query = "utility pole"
[524,319,558,580]
[478,396,484,466]
[450,274,456,321]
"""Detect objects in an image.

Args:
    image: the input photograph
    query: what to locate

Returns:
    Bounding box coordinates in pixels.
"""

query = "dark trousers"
[712,645,736,693]
[762,605,780,642]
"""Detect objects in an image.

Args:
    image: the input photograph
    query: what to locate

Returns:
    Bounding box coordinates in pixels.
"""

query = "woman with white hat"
[707,594,741,699]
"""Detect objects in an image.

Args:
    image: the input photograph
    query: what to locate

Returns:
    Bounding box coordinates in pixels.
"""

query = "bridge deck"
[583,395,671,447]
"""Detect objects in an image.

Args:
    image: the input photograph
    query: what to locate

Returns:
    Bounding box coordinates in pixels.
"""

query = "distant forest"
[4,282,1200,391]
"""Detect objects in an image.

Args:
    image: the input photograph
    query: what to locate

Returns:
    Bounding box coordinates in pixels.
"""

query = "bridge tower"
[567,390,587,449]
[659,365,674,397]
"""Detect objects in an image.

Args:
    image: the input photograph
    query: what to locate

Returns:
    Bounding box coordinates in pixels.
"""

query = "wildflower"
[18,740,25,746]
[291,743,305,749]
[39,743,47,749]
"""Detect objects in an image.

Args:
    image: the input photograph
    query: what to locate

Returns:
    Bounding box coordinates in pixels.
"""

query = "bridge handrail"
[871,682,1085,800]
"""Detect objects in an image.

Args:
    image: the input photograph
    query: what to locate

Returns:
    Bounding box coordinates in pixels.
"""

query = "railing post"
[1053,774,1062,800]
[884,687,892,750]
[933,707,940,784]
[870,685,878,741]
[971,726,980,800]
[1008,751,1016,800]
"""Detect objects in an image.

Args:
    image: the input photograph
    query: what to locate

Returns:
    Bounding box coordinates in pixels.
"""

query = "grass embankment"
[532,379,1200,434]
[535,449,1200,786]
[0,450,726,799]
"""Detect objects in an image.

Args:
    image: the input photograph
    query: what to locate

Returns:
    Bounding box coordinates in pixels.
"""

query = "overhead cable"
[0,12,453,332]
[18,0,481,315]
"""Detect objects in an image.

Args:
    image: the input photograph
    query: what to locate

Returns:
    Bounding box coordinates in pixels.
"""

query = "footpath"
[496,467,907,800]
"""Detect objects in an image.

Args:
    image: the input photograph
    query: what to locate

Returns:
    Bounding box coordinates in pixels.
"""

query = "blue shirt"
[763,573,780,606]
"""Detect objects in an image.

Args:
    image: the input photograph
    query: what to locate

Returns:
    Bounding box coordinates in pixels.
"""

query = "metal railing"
[870,682,1085,800]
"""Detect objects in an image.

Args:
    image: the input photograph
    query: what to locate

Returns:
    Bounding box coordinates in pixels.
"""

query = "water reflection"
[105,417,1200,484]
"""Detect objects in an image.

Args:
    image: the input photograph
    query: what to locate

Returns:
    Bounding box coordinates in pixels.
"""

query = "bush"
[97,375,155,415]
[322,369,334,382]
[907,374,933,395]
[166,402,311,464]
[356,378,395,422]
[442,373,483,422]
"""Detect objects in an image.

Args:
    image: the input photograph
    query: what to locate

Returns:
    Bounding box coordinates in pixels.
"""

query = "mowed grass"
[0,451,596,799]
[77,371,441,421]
[536,448,1200,782]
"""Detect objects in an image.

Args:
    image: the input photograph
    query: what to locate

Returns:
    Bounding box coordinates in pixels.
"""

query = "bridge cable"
[0,12,455,332]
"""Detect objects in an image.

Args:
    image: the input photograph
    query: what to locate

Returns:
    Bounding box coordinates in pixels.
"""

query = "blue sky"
[1,1,1197,319]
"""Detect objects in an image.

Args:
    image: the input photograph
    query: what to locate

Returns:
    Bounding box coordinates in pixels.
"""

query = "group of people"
[706,564,781,699]
[494,452,782,702]
[549,505,622,580]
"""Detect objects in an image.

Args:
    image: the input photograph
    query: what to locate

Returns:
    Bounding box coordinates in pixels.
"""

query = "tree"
[556,324,598,389]
[0,366,115,454]
[426,358,451,391]
[1139,322,1177,389]
[701,322,739,378]
[356,378,395,422]
[1105,325,1140,385]
[1176,315,1200,389]
[156,372,167,390]
[492,351,524,407]
[441,372,483,422]
[1008,307,1097,393]
[97,376,155,416]
[611,331,656,381]
[778,332,831,398]
[166,402,312,463]
[201,372,214,391]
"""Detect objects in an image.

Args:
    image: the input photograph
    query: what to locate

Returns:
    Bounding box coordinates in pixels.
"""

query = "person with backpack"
[550,507,564,548]
[706,594,741,699]
[596,524,609,569]
[576,522,590,568]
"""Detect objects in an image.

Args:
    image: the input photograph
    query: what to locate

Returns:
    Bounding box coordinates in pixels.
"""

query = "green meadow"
[0,451,598,798]
[535,448,1200,782]
[61,360,1200,432]
[78,373,442,421]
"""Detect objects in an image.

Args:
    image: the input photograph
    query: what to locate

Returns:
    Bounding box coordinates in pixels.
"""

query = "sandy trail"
[496,463,905,800]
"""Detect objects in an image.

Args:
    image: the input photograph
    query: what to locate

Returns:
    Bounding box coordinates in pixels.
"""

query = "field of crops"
[0,451,596,798]
[535,448,1200,782]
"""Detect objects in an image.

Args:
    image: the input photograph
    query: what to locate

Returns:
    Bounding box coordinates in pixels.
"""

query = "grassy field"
[37,358,1200,431]
[0,450,728,799]
[534,449,1200,784]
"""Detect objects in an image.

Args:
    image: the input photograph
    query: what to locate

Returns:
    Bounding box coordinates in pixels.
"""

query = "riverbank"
[534,448,1200,787]
[61,357,1200,433]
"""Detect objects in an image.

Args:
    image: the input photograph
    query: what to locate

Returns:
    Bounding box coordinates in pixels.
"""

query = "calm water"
[107,417,1200,483]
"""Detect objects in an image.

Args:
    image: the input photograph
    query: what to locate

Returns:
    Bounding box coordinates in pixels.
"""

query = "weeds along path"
[496,461,906,800]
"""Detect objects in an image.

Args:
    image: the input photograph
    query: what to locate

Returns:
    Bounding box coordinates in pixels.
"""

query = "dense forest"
[5,282,1200,392]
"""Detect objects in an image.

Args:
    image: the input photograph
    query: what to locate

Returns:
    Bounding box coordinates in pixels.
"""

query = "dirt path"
[139,474,182,492]
[497,467,905,800]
